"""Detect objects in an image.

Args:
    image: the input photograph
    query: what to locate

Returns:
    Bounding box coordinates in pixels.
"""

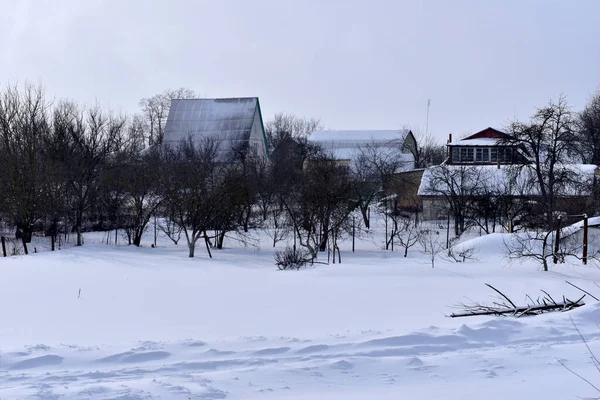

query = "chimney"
[448,133,452,144]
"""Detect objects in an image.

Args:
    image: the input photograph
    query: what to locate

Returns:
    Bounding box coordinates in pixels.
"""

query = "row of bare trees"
[0,84,424,260]
[0,85,130,246]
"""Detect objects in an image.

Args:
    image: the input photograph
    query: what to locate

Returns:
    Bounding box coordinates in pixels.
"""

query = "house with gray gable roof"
[163,97,269,161]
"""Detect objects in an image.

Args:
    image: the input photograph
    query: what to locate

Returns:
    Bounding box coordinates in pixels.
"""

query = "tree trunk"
[319,222,329,252]
[217,230,226,250]
[454,215,460,237]
[360,206,370,229]
[243,205,251,233]
[133,228,143,247]
[188,241,196,258]
[16,223,33,243]
[204,233,213,258]
[76,226,83,246]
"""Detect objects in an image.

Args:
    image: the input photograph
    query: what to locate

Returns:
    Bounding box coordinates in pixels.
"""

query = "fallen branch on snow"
[449,283,586,318]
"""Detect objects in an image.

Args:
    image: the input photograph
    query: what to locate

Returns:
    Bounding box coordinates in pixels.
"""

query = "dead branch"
[566,280,600,301]
[449,285,585,318]
[485,283,517,308]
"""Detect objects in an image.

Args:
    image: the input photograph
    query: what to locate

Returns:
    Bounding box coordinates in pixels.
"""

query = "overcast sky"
[1,0,599,141]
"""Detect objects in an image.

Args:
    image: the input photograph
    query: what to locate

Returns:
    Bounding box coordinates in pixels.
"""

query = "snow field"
[1,227,600,399]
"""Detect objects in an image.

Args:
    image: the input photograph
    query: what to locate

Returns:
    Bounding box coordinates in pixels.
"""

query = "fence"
[1,232,79,257]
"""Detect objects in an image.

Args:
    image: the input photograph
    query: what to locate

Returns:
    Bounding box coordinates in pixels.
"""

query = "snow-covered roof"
[418,164,597,197]
[311,130,407,143]
[309,129,415,171]
[448,138,504,147]
[328,145,415,166]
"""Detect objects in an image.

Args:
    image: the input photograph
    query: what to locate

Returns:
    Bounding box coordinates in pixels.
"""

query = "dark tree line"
[0,85,369,261]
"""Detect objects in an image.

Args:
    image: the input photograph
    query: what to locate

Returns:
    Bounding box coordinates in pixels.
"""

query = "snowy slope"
[2,228,600,399]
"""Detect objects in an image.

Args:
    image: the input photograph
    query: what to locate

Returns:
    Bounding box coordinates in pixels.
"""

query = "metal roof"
[163,97,258,146]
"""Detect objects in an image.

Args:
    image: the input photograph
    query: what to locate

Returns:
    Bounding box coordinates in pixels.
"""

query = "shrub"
[274,246,312,270]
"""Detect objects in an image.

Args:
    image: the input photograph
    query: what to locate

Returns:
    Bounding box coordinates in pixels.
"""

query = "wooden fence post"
[583,215,588,265]
[1,236,6,257]
[553,216,561,264]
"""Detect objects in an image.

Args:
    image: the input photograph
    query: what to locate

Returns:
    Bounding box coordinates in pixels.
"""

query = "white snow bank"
[2,228,600,399]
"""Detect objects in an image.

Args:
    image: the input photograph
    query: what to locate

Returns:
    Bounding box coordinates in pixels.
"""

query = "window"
[462,148,474,162]
[453,146,513,164]
[482,148,489,161]
[476,148,491,162]
[490,148,498,162]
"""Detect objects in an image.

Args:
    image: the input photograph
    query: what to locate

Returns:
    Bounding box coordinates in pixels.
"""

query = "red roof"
[462,127,510,140]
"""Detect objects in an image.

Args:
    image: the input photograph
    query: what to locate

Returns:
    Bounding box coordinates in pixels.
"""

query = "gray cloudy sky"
[1,0,599,141]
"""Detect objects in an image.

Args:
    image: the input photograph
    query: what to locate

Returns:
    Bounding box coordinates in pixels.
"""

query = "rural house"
[418,127,599,226]
[445,127,528,166]
[162,97,269,161]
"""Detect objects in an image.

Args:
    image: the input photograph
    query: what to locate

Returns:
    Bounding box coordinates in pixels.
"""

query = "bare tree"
[158,215,183,245]
[48,102,125,246]
[395,217,422,257]
[139,88,196,146]
[504,96,581,228]
[421,164,490,236]
[119,146,164,247]
[505,230,556,271]
[264,208,289,248]
[419,228,445,268]
[161,136,223,258]
[505,224,599,271]
[351,142,409,229]
[265,112,323,151]
[574,88,600,165]
[465,166,532,234]
[411,131,446,168]
[281,151,353,259]
[0,84,52,243]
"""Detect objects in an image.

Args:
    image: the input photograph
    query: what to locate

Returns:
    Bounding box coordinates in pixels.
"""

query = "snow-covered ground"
[2,224,600,399]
